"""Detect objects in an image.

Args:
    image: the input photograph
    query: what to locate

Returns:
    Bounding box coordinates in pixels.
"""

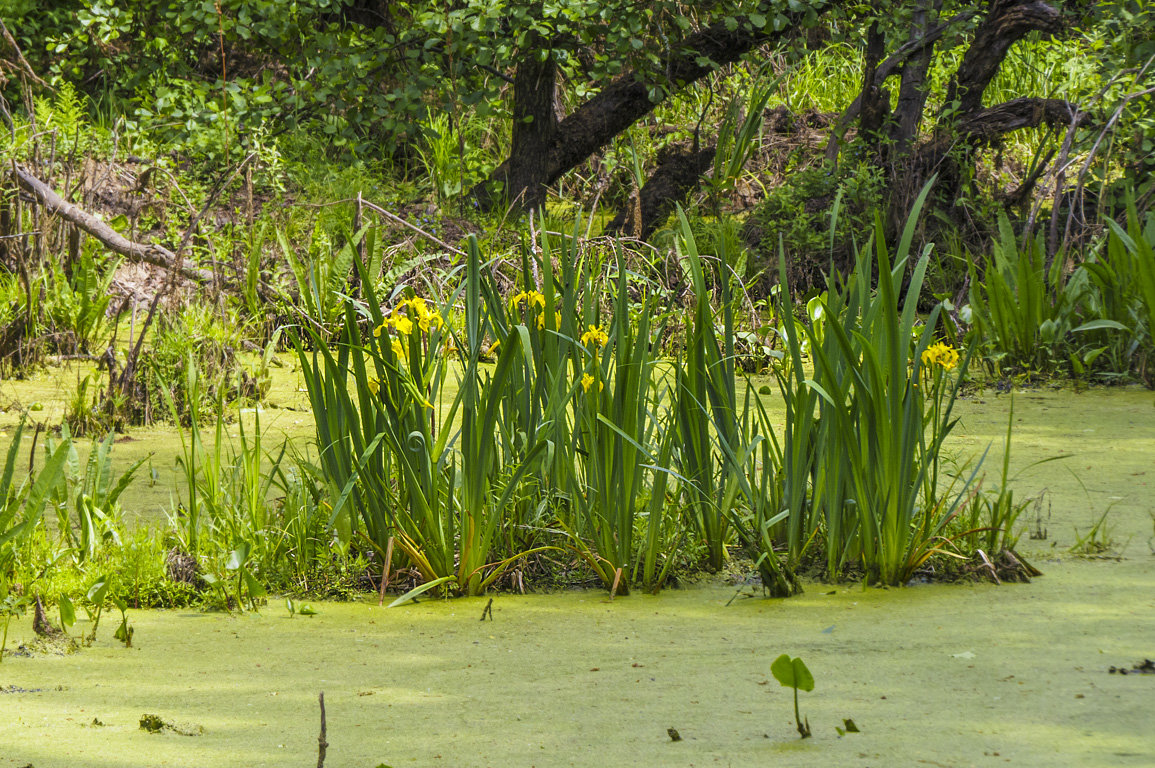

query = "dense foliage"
[0,1,1152,628]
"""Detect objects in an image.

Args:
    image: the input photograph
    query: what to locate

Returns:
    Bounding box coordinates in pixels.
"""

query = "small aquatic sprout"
[771,653,814,739]
[286,598,317,617]
[85,576,111,644]
[58,594,76,636]
[0,593,30,663]
[112,595,133,647]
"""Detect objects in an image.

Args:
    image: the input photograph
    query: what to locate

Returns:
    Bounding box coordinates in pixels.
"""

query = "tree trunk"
[824,8,977,162]
[956,96,1090,141]
[886,1,944,232]
[943,0,1062,118]
[889,0,944,155]
[605,144,716,239]
[488,49,559,212]
[11,164,214,285]
[474,2,828,211]
[858,22,891,144]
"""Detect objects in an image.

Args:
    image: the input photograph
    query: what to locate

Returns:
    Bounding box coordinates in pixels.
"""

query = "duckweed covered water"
[0,368,1152,767]
[1,562,1152,767]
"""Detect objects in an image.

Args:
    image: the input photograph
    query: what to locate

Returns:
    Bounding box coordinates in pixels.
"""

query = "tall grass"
[769,182,978,585]
[675,210,745,573]
[282,196,1023,597]
[44,427,145,564]
[568,249,671,594]
[967,204,1155,384]
[967,216,1086,375]
[1100,202,1155,382]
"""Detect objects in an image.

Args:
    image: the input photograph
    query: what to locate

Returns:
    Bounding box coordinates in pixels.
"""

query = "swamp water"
[0,373,1152,767]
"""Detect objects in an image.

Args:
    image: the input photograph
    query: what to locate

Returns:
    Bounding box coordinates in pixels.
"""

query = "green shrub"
[44,245,120,355]
[129,304,258,426]
[743,159,886,294]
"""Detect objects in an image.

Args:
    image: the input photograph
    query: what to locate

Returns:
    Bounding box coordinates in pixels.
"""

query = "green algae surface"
[1,564,1152,768]
[0,367,1153,767]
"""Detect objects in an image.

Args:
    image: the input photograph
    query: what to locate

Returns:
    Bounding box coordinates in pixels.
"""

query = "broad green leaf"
[771,654,815,692]
[225,543,250,571]
[87,576,109,605]
[388,575,454,608]
[59,594,76,629]
[242,570,267,599]
[1072,319,1128,333]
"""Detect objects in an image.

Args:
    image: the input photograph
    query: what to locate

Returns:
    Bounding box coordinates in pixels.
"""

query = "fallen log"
[11,163,214,285]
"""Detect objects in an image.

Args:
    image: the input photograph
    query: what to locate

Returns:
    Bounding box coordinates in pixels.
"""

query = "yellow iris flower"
[581,324,609,348]
[921,342,959,371]
[581,373,603,393]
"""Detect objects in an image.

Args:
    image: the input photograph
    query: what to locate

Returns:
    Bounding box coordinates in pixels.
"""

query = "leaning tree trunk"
[604,144,716,239]
[11,164,214,285]
[820,0,1089,251]
[473,1,829,212]
[942,0,1063,119]
[824,7,978,162]
[918,0,1073,206]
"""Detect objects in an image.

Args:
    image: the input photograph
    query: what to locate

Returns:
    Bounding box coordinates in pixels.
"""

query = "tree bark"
[890,0,944,154]
[858,22,891,144]
[955,96,1090,141]
[490,44,560,211]
[12,164,213,285]
[909,96,1090,216]
[475,2,828,211]
[944,0,1062,117]
[605,144,716,239]
[824,9,977,162]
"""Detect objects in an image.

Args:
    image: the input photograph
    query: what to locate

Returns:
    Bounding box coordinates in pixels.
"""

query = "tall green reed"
[163,361,287,604]
[967,215,1086,375]
[674,209,745,573]
[297,238,554,596]
[566,247,674,594]
[0,418,71,660]
[776,182,977,585]
[45,427,144,564]
[1099,201,1155,382]
[673,209,799,593]
[966,202,1155,384]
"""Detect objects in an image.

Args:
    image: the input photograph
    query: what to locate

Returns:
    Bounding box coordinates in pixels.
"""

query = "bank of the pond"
[1,555,1152,768]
